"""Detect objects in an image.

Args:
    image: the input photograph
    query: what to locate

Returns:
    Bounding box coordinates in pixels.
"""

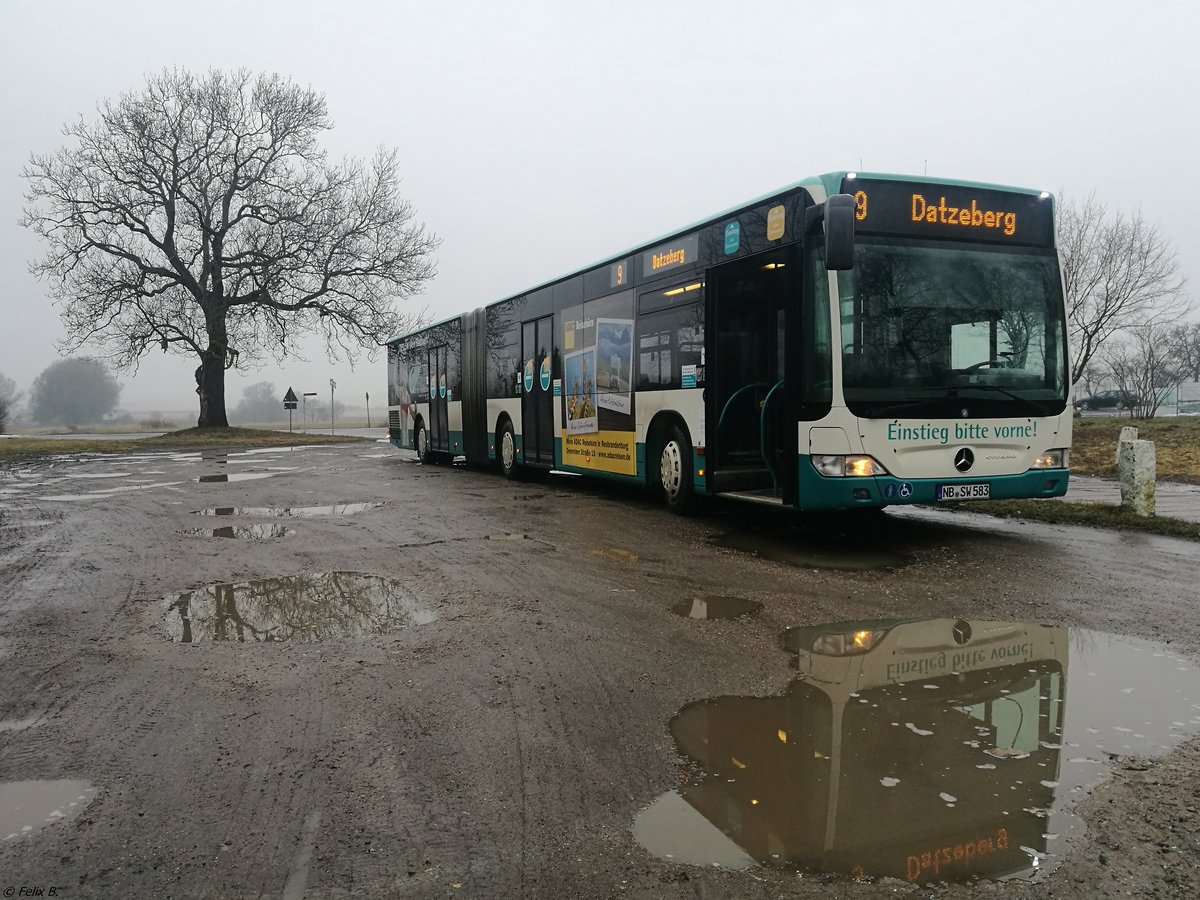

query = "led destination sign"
[642,234,699,277]
[845,178,1054,247]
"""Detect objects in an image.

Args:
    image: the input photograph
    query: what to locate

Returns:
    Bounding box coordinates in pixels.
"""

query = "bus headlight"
[1031,449,1069,469]
[810,629,888,656]
[812,455,890,477]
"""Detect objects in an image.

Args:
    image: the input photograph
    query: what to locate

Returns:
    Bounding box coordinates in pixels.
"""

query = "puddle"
[635,617,1200,884]
[191,502,384,518]
[710,529,906,570]
[193,472,276,483]
[671,596,762,620]
[1,780,96,841]
[161,572,435,642]
[180,524,291,540]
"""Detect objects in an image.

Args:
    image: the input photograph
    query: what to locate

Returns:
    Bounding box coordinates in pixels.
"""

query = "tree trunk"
[195,348,229,427]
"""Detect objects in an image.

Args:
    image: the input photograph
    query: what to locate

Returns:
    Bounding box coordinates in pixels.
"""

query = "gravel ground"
[1,444,1198,899]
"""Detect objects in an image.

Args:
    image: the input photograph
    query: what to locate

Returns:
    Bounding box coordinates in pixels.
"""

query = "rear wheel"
[659,423,697,515]
[497,421,518,479]
[414,421,432,463]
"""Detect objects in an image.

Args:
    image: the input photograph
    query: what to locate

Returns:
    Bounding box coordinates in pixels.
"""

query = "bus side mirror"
[824,193,856,271]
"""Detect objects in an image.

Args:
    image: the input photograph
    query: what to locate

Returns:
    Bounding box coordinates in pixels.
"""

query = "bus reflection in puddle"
[635,618,1200,884]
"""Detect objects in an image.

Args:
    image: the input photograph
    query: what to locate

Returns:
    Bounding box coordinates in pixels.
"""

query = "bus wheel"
[497,421,518,479]
[659,424,697,515]
[415,422,431,463]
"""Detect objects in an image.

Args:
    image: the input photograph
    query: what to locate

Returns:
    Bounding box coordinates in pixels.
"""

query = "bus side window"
[637,301,704,390]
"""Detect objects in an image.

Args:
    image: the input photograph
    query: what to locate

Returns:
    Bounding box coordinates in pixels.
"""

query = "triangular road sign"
[283,387,298,403]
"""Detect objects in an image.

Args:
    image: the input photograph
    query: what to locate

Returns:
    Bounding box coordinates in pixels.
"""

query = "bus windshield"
[837,239,1068,418]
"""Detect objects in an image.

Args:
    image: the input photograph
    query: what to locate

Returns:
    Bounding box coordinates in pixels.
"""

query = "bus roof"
[387,170,1052,344]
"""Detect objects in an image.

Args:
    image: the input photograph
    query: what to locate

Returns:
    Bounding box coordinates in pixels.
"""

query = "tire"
[497,420,518,479]
[1079,401,1090,411]
[658,423,697,515]
[414,421,432,463]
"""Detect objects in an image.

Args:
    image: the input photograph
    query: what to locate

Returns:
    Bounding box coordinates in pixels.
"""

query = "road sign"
[283,387,298,404]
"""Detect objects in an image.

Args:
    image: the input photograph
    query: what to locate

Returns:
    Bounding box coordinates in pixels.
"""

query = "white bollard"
[1118,438,1156,517]
[1116,426,1138,490]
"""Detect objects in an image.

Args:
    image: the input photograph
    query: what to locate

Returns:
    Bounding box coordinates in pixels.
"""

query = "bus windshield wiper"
[861,396,950,418]
[956,384,1053,417]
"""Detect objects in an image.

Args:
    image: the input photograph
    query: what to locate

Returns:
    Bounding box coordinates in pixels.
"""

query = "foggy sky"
[2,1,1196,415]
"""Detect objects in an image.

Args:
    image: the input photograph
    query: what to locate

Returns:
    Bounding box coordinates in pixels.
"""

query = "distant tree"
[1074,361,1105,400]
[1102,325,1187,419]
[0,372,19,433]
[1167,321,1200,383]
[232,381,279,425]
[22,68,439,429]
[29,358,121,426]
[1059,193,1189,384]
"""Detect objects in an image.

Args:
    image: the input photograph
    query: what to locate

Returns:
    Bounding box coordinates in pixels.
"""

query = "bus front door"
[427,344,449,453]
[705,250,795,502]
[521,316,554,466]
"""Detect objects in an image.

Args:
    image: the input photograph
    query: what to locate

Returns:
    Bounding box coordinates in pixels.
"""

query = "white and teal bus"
[387,172,1071,513]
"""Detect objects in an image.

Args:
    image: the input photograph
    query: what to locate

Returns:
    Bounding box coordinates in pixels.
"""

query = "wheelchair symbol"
[898,482,913,499]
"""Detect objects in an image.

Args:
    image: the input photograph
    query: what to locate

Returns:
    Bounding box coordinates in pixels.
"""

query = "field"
[0,426,374,463]
[1071,415,1200,482]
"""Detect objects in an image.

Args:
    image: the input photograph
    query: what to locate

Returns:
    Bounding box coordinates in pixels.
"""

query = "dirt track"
[2,443,1199,899]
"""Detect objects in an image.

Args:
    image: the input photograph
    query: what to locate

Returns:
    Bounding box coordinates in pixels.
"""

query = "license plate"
[937,483,990,501]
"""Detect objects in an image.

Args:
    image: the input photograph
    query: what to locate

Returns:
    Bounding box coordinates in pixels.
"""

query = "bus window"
[636,301,704,390]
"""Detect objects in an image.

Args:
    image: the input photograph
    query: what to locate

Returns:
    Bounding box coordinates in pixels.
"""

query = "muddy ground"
[1,443,1199,899]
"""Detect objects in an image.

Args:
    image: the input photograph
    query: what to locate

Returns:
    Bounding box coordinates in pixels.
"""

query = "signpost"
[283,387,299,433]
[330,379,337,435]
[302,391,318,432]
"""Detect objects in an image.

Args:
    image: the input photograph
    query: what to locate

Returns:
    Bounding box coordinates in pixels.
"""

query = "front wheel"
[659,424,697,515]
[497,421,518,479]
[1078,401,1091,411]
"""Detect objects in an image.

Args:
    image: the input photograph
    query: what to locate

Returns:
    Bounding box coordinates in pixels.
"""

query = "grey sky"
[2,1,1196,414]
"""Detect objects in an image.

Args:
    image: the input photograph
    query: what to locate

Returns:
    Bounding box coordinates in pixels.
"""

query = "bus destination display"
[845,178,1053,247]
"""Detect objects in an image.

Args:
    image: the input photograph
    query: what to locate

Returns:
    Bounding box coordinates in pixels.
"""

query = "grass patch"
[0,427,376,463]
[954,498,1200,540]
[1072,416,1200,482]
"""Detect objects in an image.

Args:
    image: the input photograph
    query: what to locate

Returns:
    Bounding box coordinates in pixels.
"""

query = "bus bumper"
[796,456,1070,511]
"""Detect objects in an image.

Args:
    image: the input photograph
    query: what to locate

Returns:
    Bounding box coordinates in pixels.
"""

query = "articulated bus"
[386,172,1071,513]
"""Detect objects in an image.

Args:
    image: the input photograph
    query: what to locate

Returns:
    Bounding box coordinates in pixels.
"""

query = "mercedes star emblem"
[954,447,975,473]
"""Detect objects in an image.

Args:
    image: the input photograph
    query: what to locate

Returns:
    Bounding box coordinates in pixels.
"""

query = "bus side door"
[427,344,449,452]
[521,316,554,465]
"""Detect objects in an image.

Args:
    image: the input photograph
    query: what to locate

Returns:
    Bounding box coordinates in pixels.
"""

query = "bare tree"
[0,372,18,434]
[1102,325,1187,419]
[29,357,122,426]
[1075,360,1105,399]
[1167,321,1200,383]
[232,381,280,425]
[1059,193,1189,384]
[22,69,439,428]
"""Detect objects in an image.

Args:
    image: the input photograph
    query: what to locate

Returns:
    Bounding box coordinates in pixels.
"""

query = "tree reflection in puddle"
[162,572,435,642]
